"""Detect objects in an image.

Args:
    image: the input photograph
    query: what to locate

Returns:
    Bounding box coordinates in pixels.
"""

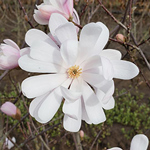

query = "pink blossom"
[0,102,21,120]
[34,0,80,25]
[0,39,30,70]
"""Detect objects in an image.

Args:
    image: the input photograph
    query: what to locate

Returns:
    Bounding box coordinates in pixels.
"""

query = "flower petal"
[108,148,122,150]
[101,56,114,80]
[55,22,77,43]
[63,98,81,120]
[100,49,122,60]
[111,60,139,80]
[82,81,106,124]
[21,74,67,98]
[20,47,30,56]
[19,54,66,73]
[49,13,68,36]
[38,87,62,123]
[60,40,78,66]
[3,39,20,50]
[25,29,57,48]
[130,134,149,150]
[82,72,108,88]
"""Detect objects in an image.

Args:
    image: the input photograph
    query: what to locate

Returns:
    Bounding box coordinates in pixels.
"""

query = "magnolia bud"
[79,130,84,140]
[0,102,21,121]
[116,34,126,43]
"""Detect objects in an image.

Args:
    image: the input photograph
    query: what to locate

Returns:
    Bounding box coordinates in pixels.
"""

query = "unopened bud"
[24,14,29,22]
[79,130,84,140]
[0,102,21,121]
[116,34,126,43]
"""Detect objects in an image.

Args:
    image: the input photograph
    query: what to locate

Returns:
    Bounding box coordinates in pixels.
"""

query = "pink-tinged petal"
[19,55,66,73]
[111,60,139,80]
[3,39,20,50]
[63,98,81,120]
[25,29,57,48]
[108,147,122,150]
[20,47,30,56]
[130,134,149,150]
[60,40,78,66]
[72,8,80,25]
[0,55,19,70]
[38,87,62,123]
[33,10,49,25]
[80,55,101,71]
[101,56,114,80]
[30,41,66,67]
[82,81,106,124]
[61,86,81,101]
[0,102,16,116]
[78,22,109,63]
[81,72,108,88]
[1,45,20,56]
[100,49,122,60]
[55,22,77,43]
[39,5,65,19]
[49,13,68,36]
[21,74,67,98]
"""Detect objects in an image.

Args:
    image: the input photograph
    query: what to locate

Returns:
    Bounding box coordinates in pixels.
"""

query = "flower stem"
[72,132,83,150]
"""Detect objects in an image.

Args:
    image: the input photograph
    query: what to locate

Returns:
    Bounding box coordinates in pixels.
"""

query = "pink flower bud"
[79,130,84,140]
[33,0,80,26]
[116,34,126,43]
[0,102,21,121]
[0,39,30,70]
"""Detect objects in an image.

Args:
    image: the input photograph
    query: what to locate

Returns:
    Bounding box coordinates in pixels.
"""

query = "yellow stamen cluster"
[67,65,82,79]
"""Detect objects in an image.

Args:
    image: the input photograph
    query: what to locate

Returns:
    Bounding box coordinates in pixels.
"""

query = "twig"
[72,132,83,150]
[0,70,9,81]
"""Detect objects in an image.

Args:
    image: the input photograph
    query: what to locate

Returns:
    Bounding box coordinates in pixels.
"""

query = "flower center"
[67,65,82,79]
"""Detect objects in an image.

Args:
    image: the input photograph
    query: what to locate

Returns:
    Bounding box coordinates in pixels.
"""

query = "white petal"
[63,98,81,119]
[49,13,68,36]
[100,49,122,60]
[112,60,139,80]
[25,29,57,48]
[21,74,67,98]
[101,56,114,80]
[55,22,77,43]
[38,87,62,123]
[61,86,81,101]
[80,55,101,71]
[60,40,78,66]
[130,134,149,150]
[78,22,109,62]
[108,147,122,150]
[72,8,80,25]
[29,92,49,117]
[30,41,66,67]
[63,113,81,132]
[82,81,106,124]
[19,54,66,73]
[20,47,30,56]
[82,72,108,88]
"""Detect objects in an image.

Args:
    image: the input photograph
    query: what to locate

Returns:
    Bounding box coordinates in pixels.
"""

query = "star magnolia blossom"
[34,0,80,25]
[0,39,30,70]
[19,14,139,132]
[108,134,149,150]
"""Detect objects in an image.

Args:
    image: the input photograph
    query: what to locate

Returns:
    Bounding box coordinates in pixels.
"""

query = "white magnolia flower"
[4,137,16,149]
[108,134,149,150]
[19,14,139,132]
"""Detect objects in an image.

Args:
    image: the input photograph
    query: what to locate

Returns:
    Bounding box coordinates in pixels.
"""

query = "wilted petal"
[112,60,139,80]
[21,74,67,98]
[130,134,149,150]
